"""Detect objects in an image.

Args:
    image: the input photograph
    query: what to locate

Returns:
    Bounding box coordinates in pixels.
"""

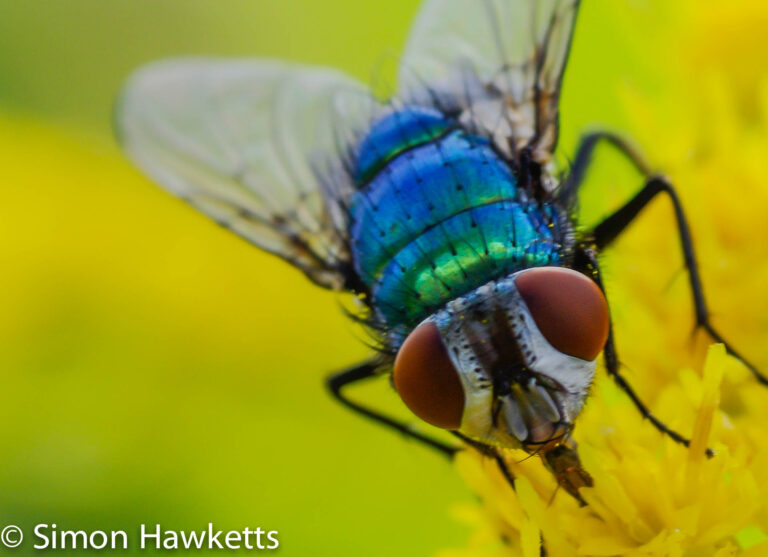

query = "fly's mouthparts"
[499,377,564,445]
[501,395,528,441]
[531,379,561,423]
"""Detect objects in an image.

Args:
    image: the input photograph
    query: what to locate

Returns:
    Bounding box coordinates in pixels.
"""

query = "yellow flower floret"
[448,346,767,557]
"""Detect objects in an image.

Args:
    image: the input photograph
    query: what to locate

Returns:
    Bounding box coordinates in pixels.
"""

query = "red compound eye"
[393,322,465,430]
[515,267,609,361]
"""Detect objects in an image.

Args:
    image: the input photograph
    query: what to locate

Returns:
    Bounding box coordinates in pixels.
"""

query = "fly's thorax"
[392,267,609,451]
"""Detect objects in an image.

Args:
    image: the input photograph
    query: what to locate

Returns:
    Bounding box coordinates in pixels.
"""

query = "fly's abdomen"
[349,107,565,328]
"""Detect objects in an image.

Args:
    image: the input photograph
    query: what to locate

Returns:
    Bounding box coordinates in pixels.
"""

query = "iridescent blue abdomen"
[350,107,568,328]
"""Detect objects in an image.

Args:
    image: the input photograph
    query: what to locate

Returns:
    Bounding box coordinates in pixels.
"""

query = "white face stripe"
[428,272,596,448]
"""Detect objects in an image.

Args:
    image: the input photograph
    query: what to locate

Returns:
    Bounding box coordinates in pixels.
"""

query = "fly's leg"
[329,364,517,483]
[495,455,517,488]
[566,131,765,384]
[574,246,713,456]
[327,360,458,457]
[591,176,766,384]
[451,431,517,490]
[559,132,653,202]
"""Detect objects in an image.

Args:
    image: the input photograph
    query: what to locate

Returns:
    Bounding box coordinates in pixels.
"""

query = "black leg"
[591,176,766,385]
[574,246,712,456]
[559,131,652,205]
[566,131,765,385]
[326,360,459,457]
[451,431,517,488]
[495,454,517,489]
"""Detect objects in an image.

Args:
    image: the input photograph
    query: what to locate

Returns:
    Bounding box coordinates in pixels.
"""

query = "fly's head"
[392,267,609,452]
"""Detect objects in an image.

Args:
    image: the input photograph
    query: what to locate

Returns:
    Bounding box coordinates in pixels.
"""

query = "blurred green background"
[0,1,705,555]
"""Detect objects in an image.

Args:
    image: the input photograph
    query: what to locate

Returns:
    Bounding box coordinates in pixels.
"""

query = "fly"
[115,0,763,504]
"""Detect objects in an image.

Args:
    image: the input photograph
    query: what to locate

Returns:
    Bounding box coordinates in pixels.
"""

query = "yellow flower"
[445,2,768,555]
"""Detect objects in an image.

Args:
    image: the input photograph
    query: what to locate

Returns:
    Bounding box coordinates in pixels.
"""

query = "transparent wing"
[398,0,580,166]
[116,58,378,290]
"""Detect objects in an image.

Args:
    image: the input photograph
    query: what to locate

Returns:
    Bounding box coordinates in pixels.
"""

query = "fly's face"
[393,267,609,451]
